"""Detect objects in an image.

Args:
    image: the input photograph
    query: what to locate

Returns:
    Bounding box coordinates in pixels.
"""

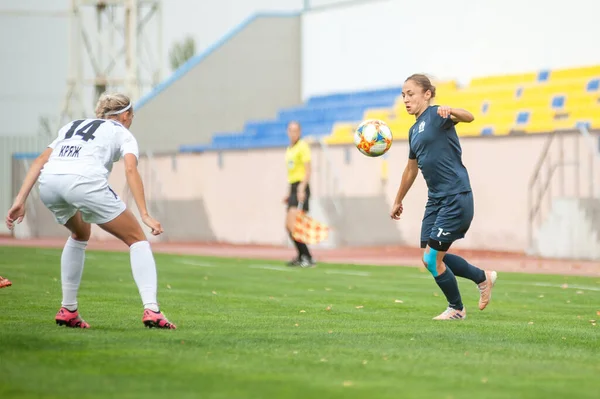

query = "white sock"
[61,236,88,311]
[130,241,159,312]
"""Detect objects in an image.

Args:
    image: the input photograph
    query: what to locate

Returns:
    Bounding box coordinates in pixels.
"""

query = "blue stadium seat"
[481,127,494,136]
[551,95,565,109]
[586,78,599,92]
[537,70,550,82]
[516,111,530,125]
[184,86,404,151]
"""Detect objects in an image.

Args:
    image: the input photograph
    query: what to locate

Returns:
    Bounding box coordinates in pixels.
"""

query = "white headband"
[105,102,132,116]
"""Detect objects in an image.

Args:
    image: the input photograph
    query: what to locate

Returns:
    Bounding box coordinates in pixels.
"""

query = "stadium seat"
[182,64,600,152]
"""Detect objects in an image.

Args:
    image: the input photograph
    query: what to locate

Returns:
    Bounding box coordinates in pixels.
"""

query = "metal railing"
[316,137,342,216]
[527,126,600,251]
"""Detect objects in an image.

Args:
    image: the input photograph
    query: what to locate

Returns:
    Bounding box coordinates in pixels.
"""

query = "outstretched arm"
[13,148,52,205]
[123,154,163,235]
[391,159,418,220]
[6,148,52,229]
[437,106,475,123]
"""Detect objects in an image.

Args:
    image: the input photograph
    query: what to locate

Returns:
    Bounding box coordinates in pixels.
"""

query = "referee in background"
[284,121,316,267]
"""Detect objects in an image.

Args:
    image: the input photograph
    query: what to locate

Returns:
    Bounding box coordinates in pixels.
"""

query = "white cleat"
[433,306,466,320]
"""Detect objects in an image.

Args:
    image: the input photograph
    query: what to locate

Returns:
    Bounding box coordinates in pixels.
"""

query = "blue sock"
[434,267,463,311]
[443,254,485,284]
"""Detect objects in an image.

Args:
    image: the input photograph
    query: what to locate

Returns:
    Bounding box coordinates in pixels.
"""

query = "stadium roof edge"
[134,11,302,111]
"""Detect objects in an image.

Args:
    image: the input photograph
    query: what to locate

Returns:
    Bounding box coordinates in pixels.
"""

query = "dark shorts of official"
[420,191,474,251]
[287,182,310,212]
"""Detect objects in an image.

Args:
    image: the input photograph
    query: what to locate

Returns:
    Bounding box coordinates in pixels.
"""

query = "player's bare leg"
[422,246,466,320]
[55,212,91,328]
[99,209,176,329]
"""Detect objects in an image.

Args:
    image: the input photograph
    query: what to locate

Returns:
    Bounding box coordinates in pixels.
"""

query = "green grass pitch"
[1,246,599,398]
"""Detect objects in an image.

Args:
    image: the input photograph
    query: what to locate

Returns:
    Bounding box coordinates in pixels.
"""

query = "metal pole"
[575,134,580,198]
[546,153,552,214]
[156,0,163,85]
[589,147,594,198]
[559,133,564,196]
[527,181,533,251]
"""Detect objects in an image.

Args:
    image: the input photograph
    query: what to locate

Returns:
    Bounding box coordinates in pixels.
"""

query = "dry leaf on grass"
[325,288,332,291]
[538,294,544,298]
[300,310,306,313]
[294,323,299,327]
[576,290,584,294]
[167,284,172,289]
[328,330,333,334]
[561,284,568,289]
[325,306,332,311]
[320,358,327,362]
[212,290,217,295]
[362,360,368,365]
[528,321,534,325]
[395,299,404,303]
[355,305,364,309]
[596,310,600,316]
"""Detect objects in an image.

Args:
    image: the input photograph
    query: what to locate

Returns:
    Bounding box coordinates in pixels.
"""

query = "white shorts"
[38,174,127,225]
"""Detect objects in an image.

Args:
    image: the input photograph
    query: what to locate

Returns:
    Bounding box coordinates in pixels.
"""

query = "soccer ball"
[354,119,393,157]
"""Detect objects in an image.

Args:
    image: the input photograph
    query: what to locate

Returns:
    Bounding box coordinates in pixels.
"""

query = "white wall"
[301,0,600,98]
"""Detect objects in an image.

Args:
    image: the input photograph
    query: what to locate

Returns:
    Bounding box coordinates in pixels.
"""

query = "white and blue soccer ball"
[354,119,393,157]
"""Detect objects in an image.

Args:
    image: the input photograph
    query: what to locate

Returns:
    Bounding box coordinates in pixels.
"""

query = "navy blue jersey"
[408,105,472,198]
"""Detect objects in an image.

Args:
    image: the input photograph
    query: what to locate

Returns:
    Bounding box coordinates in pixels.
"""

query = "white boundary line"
[248,265,297,272]
[176,259,215,267]
[324,270,371,277]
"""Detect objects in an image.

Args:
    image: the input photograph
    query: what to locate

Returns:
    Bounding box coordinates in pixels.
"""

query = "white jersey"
[41,118,139,180]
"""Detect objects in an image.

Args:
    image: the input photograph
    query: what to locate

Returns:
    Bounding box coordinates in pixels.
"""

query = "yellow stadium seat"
[469,72,537,89]
[323,65,600,143]
[324,122,355,145]
[548,65,600,81]
[363,108,395,123]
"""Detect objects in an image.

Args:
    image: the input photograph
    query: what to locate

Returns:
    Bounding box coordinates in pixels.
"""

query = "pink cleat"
[433,306,466,320]
[478,271,498,310]
[142,309,177,330]
[55,307,90,328]
[0,276,12,289]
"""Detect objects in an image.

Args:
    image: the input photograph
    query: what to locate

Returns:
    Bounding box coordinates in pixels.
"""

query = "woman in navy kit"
[391,74,497,320]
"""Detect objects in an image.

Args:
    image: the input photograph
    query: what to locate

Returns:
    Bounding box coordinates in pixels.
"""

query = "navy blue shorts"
[420,191,474,249]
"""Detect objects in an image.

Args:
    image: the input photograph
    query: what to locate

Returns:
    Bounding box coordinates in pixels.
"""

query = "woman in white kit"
[6,93,176,330]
